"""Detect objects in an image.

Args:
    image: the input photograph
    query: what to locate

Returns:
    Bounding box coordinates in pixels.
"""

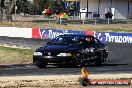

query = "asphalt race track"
[0,37,132,76]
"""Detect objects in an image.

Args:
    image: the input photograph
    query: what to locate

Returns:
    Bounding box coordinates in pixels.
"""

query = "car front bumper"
[33,55,74,64]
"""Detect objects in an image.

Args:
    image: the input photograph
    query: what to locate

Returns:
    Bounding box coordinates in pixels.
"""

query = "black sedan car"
[33,34,108,68]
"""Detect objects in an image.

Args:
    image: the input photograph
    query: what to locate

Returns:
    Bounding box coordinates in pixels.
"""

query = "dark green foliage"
[29,0,64,15]
[16,0,30,15]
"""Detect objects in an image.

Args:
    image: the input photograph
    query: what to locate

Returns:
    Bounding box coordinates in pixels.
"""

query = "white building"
[65,0,132,19]
[80,0,132,19]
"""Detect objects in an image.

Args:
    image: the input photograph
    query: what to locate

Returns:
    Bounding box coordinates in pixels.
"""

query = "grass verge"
[0,22,132,32]
[0,46,34,65]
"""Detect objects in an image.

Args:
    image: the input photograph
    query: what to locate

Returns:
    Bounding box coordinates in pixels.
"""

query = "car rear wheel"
[35,61,48,68]
[95,52,106,66]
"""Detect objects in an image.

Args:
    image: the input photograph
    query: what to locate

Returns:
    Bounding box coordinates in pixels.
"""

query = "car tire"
[95,52,106,66]
[72,53,84,68]
[35,61,47,68]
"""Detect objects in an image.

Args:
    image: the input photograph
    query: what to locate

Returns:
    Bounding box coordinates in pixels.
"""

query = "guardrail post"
[83,19,85,25]
[60,18,62,25]
[14,0,17,25]
[49,18,50,24]
[108,18,110,25]
[95,19,97,26]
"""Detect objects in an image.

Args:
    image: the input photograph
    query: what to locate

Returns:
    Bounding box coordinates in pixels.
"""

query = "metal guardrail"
[0,14,132,25]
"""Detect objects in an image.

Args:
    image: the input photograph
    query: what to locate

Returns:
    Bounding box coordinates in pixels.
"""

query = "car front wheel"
[35,61,48,68]
[72,53,84,67]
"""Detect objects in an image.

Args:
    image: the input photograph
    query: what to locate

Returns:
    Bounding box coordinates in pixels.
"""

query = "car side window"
[53,37,63,45]
[93,37,101,47]
[85,38,91,43]
[63,37,70,45]
[85,37,94,45]
[93,38,97,44]
[72,37,78,42]
[71,36,80,44]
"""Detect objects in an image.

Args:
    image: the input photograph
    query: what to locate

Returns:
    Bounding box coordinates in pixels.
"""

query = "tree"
[50,0,64,14]
[16,0,30,15]
[32,0,49,15]
[0,0,65,21]
[0,0,16,21]
[30,0,64,15]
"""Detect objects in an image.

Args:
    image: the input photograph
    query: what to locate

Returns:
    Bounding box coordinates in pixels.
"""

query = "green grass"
[0,46,34,65]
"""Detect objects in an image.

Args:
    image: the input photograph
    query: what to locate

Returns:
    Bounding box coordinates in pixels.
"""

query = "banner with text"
[32,28,85,39]
[95,32,132,43]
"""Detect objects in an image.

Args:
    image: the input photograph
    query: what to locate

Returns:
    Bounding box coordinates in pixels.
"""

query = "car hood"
[36,45,81,53]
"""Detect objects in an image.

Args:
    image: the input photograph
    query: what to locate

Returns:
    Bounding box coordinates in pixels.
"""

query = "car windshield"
[52,35,85,45]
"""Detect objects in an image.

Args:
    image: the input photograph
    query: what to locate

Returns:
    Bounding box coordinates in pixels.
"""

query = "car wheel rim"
[102,53,106,64]
[75,53,83,67]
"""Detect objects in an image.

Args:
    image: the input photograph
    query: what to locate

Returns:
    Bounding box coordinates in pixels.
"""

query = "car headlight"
[57,53,72,56]
[33,52,42,56]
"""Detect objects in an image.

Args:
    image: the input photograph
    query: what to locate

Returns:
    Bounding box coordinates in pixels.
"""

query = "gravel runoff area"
[0,36,50,50]
[0,74,132,88]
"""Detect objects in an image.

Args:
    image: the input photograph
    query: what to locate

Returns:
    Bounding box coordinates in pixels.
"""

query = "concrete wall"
[96,0,108,19]
[88,0,98,13]
[0,27,32,38]
[114,0,128,19]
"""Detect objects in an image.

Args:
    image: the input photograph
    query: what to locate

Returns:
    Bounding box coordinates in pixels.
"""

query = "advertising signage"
[95,32,132,44]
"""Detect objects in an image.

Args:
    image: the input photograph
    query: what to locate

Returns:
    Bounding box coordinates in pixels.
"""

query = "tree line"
[0,0,64,21]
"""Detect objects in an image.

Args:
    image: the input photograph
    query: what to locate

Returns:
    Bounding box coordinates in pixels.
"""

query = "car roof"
[60,34,93,38]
